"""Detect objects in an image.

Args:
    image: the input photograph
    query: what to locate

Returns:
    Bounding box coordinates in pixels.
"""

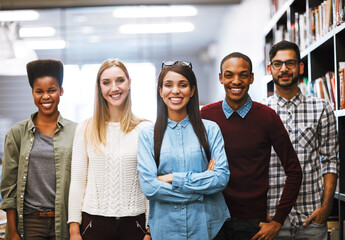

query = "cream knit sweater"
[68,120,150,224]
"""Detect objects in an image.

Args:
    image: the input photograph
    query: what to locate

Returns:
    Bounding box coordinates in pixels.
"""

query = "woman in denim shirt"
[137,61,230,240]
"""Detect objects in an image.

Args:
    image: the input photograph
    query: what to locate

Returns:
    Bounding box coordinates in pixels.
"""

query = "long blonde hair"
[85,59,141,152]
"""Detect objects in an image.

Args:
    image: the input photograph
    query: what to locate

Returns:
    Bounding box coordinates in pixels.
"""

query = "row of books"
[310,0,335,44]
[270,0,345,49]
[299,62,345,110]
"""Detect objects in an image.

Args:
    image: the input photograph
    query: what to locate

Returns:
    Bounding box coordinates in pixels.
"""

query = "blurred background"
[0,0,270,159]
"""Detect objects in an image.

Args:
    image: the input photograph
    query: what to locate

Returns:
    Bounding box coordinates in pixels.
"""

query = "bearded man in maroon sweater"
[201,52,302,240]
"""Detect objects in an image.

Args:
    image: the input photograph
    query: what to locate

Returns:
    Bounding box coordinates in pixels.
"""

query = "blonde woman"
[68,59,149,240]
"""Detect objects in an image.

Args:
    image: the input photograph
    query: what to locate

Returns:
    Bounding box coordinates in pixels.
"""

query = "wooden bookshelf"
[264,0,345,238]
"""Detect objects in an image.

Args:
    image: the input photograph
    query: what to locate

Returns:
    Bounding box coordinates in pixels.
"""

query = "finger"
[303,217,312,226]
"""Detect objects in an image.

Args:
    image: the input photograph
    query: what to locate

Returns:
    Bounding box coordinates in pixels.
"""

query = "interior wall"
[206,0,270,104]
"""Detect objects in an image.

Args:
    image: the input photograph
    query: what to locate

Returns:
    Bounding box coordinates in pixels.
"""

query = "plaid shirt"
[261,90,339,227]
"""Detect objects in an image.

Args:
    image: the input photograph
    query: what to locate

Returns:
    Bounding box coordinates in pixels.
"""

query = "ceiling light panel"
[0,10,39,21]
[119,22,195,34]
[19,27,56,38]
[113,6,197,18]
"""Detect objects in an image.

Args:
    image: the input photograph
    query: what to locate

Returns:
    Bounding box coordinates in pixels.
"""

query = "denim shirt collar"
[167,115,190,129]
[222,95,253,119]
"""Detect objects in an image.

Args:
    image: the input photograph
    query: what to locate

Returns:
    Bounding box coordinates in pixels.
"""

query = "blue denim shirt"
[138,116,230,240]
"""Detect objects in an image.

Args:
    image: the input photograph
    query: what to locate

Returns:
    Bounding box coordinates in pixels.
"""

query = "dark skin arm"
[6,209,21,240]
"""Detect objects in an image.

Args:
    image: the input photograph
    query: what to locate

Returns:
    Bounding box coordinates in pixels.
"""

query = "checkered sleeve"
[318,102,339,175]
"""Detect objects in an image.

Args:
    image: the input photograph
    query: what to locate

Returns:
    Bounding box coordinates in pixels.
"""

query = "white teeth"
[42,103,52,107]
[171,98,182,103]
[110,94,121,98]
[232,88,241,92]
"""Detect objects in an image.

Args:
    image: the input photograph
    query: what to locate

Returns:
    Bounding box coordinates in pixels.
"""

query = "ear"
[190,86,196,97]
[219,73,223,84]
[60,87,64,96]
[250,73,254,84]
[266,64,272,74]
[299,62,304,75]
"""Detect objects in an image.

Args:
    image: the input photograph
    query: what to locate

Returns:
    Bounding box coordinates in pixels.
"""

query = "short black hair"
[269,40,301,62]
[26,59,64,88]
[220,52,252,73]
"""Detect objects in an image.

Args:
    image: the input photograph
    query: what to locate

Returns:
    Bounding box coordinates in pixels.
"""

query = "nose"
[172,86,180,94]
[280,62,288,71]
[112,81,118,90]
[232,75,241,85]
[43,93,50,99]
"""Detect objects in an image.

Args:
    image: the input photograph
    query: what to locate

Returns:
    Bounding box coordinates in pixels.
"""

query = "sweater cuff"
[272,210,288,225]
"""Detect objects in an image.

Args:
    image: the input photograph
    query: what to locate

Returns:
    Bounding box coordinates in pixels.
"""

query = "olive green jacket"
[0,113,77,239]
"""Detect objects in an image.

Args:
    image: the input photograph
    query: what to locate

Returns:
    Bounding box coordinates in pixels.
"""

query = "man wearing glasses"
[262,40,339,239]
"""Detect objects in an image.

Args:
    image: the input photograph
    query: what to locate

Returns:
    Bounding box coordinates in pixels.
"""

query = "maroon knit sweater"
[201,101,302,225]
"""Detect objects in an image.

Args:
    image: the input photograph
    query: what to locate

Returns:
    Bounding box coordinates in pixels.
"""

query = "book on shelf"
[339,62,345,110]
[309,0,335,44]
[309,72,336,109]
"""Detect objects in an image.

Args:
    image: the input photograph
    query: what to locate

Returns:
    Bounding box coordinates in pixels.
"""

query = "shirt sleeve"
[269,111,303,225]
[137,127,204,204]
[0,129,20,210]
[67,122,89,224]
[171,122,229,195]
[319,103,339,175]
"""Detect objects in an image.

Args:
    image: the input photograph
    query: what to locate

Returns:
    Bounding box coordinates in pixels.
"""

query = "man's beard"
[273,73,300,89]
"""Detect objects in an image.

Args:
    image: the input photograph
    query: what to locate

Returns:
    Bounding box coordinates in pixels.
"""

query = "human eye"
[35,89,43,94]
[240,73,249,78]
[48,89,57,93]
[118,78,125,83]
[224,73,233,78]
[272,61,282,69]
[102,80,109,85]
[286,60,297,68]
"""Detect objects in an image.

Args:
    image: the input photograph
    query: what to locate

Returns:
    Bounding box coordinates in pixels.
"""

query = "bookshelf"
[264,0,345,238]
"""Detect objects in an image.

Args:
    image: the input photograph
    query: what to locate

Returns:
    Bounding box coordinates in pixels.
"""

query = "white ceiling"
[10,5,232,65]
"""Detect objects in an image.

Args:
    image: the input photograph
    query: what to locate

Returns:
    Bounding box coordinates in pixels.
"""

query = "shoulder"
[138,122,154,138]
[251,101,277,114]
[60,116,77,131]
[6,118,31,139]
[202,119,221,134]
[135,120,153,132]
[201,101,223,118]
[201,101,222,112]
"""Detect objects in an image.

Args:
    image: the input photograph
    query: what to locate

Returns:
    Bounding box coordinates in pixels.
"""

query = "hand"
[207,158,216,171]
[143,234,152,240]
[69,222,82,240]
[157,173,173,183]
[303,206,330,226]
[70,232,83,240]
[251,220,281,240]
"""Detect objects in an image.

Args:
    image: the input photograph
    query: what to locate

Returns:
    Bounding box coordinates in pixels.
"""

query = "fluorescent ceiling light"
[26,40,67,50]
[113,6,197,18]
[0,10,39,21]
[20,27,56,38]
[119,22,195,34]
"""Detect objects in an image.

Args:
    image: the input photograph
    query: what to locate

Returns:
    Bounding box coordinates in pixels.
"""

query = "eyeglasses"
[161,60,192,69]
[270,60,298,70]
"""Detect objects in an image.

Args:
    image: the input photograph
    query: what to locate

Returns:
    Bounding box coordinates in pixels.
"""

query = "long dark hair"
[154,62,211,167]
